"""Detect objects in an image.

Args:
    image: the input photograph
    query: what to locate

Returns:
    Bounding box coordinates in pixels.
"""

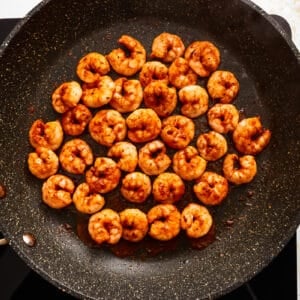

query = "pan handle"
[0,238,8,246]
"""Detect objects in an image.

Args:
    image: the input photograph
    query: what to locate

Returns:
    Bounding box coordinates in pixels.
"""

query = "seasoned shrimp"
[181,203,213,239]
[106,35,146,76]
[126,108,162,143]
[139,61,169,87]
[207,70,240,104]
[109,77,143,113]
[73,182,105,214]
[161,115,195,150]
[168,57,198,89]
[88,209,122,245]
[42,174,75,209]
[152,172,185,204]
[29,119,63,151]
[119,208,148,242]
[147,204,181,241]
[61,104,92,136]
[178,85,209,118]
[81,75,115,108]
[143,81,177,117]
[223,153,257,185]
[207,103,239,134]
[85,157,121,194]
[28,147,59,179]
[120,172,151,203]
[76,52,110,83]
[232,117,271,155]
[150,32,185,63]
[196,131,228,161]
[59,139,93,175]
[89,109,127,147]
[138,140,171,176]
[193,171,228,206]
[184,41,220,77]
[52,81,82,114]
[172,146,207,181]
[107,141,138,173]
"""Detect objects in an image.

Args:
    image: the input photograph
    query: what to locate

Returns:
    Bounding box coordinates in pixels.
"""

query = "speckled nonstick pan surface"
[0,0,299,299]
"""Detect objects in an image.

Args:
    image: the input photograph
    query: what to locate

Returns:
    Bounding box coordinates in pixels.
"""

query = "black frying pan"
[0,0,299,299]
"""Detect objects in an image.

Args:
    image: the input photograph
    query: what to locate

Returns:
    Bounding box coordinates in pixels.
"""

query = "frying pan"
[0,0,299,299]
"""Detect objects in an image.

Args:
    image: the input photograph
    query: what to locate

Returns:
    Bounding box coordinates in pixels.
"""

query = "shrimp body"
[139,61,169,87]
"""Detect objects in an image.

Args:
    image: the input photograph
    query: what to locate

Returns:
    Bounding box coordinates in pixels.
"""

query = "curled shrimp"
[59,139,93,175]
[139,61,169,87]
[178,85,209,118]
[184,41,220,77]
[232,117,271,155]
[29,119,63,151]
[172,146,207,181]
[119,208,148,242]
[109,77,143,113]
[207,70,240,104]
[28,147,59,179]
[181,203,213,239]
[106,35,146,76]
[193,171,229,206]
[42,174,75,209]
[152,172,185,204]
[89,109,127,147]
[147,204,181,241]
[223,153,257,185]
[138,140,171,176]
[120,172,151,204]
[88,209,122,245]
[150,32,185,63]
[196,131,228,161]
[73,182,105,214]
[76,52,110,83]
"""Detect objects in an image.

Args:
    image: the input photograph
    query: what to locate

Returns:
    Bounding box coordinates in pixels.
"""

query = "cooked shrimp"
[73,182,105,214]
[152,172,185,204]
[178,85,209,118]
[81,75,115,108]
[147,204,181,241]
[138,140,171,176]
[232,117,271,155]
[120,172,151,203]
[172,146,207,181]
[28,147,59,179]
[160,115,195,150]
[150,32,185,63]
[143,81,177,117]
[196,131,228,161]
[42,174,75,209]
[106,35,146,76]
[126,108,161,143]
[85,157,121,194]
[207,70,240,104]
[61,104,92,136]
[207,103,239,133]
[223,153,257,185]
[76,52,110,83]
[193,171,228,206]
[88,209,122,245]
[29,119,63,151]
[59,139,93,175]
[119,208,148,242]
[181,203,213,239]
[184,41,220,77]
[168,57,198,89]
[139,61,169,87]
[109,77,143,113]
[89,109,127,147]
[107,141,138,173]
[51,81,82,113]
